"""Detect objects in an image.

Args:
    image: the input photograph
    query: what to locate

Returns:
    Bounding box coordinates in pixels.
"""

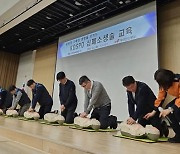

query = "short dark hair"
[8,85,16,92]
[122,76,135,86]
[154,69,174,90]
[56,72,66,81]
[79,76,90,85]
[27,79,35,87]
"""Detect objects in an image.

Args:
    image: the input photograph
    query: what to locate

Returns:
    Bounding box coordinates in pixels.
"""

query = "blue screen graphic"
[58,11,157,58]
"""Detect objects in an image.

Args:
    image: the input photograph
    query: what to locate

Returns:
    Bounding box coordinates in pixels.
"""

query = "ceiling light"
[75,1,82,6]
[37,39,41,42]
[19,38,22,41]
[125,0,131,4]
[46,16,52,20]
[69,13,73,17]
[29,26,35,29]
[3,46,5,48]
[119,1,123,4]
[41,27,45,30]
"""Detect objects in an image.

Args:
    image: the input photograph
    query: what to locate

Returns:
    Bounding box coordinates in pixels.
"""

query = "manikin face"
[81,81,91,90]
[29,83,36,90]
[58,78,67,85]
[125,82,137,93]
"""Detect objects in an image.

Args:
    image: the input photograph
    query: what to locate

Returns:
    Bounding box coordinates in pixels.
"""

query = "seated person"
[145,69,180,143]
[27,80,53,119]
[122,76,168,137]
[8,85,31,116]
[79,76,117,129]
[56,72,78,124]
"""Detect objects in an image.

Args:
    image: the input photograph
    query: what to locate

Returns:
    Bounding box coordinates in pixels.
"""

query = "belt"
[96,103,111,109]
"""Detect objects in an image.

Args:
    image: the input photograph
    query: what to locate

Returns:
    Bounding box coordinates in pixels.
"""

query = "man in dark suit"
[79,76,117,129]
[56,72,77,124]
[27,80,53,119]
[122,76,168,137]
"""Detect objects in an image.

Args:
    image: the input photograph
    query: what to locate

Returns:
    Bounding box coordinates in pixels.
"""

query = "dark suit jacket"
[127,81,156,120]
[32,83,53,109]
[59,79,77,109]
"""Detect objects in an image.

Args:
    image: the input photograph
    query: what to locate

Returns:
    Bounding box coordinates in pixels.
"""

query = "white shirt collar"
[64,78,68,85]
[89,80,93,94]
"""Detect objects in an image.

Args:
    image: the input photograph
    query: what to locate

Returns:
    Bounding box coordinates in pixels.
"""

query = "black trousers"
[39,104,52,119]
[138,112,163,135]
[166,99,180,136]
[90,105,115,129]
[61,104,77,124]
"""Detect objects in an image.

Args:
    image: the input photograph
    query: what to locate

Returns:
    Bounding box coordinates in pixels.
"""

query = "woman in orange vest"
[144,69,180,143]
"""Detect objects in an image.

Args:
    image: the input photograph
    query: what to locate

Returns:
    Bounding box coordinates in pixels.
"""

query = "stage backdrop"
[53,2,158,121]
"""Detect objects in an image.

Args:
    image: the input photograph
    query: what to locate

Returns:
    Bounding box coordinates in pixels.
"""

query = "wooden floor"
[0,116,179,154]
[0,136,47,154]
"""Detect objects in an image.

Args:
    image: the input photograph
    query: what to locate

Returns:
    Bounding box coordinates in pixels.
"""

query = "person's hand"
[159,109,171,118]
[9,107,14,110]
[127,117,136,125]
[144,110,156,120]
[28,107,34,112]
[80,112,88,118]
[60,105,65,112]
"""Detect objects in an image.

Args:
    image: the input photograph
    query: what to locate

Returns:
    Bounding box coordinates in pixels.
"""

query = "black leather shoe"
[110,115,117,129]
[168,135,180,143]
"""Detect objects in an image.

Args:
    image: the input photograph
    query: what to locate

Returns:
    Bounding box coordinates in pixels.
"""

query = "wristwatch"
[168,107,174,114]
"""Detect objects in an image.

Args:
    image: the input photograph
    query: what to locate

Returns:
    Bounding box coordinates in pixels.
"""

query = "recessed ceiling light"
[19,38,22,41]
[46,16,52,20]
[41,27,45,30]
[69,13,73,17]
[3,46,5,48]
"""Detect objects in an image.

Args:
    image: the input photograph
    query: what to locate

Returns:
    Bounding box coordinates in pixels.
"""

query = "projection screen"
[53,2,158,121]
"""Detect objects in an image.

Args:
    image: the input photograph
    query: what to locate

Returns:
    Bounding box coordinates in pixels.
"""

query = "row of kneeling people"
[0,68,180,143]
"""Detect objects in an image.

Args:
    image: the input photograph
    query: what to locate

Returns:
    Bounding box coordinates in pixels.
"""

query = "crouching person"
[27,80,53,119]
[8,85,30,116]
[79,76,117,129]
[145,69,180,143]
[122,76,168,137]
[56,72,78,124]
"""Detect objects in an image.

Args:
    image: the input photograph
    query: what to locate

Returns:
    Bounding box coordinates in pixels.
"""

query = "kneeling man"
[56,72,78,124]
[27,80,53,119]
[79,76,117,129]
[8,85,31,116]
[122,76,168,137]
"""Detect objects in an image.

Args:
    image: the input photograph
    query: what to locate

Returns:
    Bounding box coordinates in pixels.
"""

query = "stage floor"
[0,116,179,154]
[0,136,47,154]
